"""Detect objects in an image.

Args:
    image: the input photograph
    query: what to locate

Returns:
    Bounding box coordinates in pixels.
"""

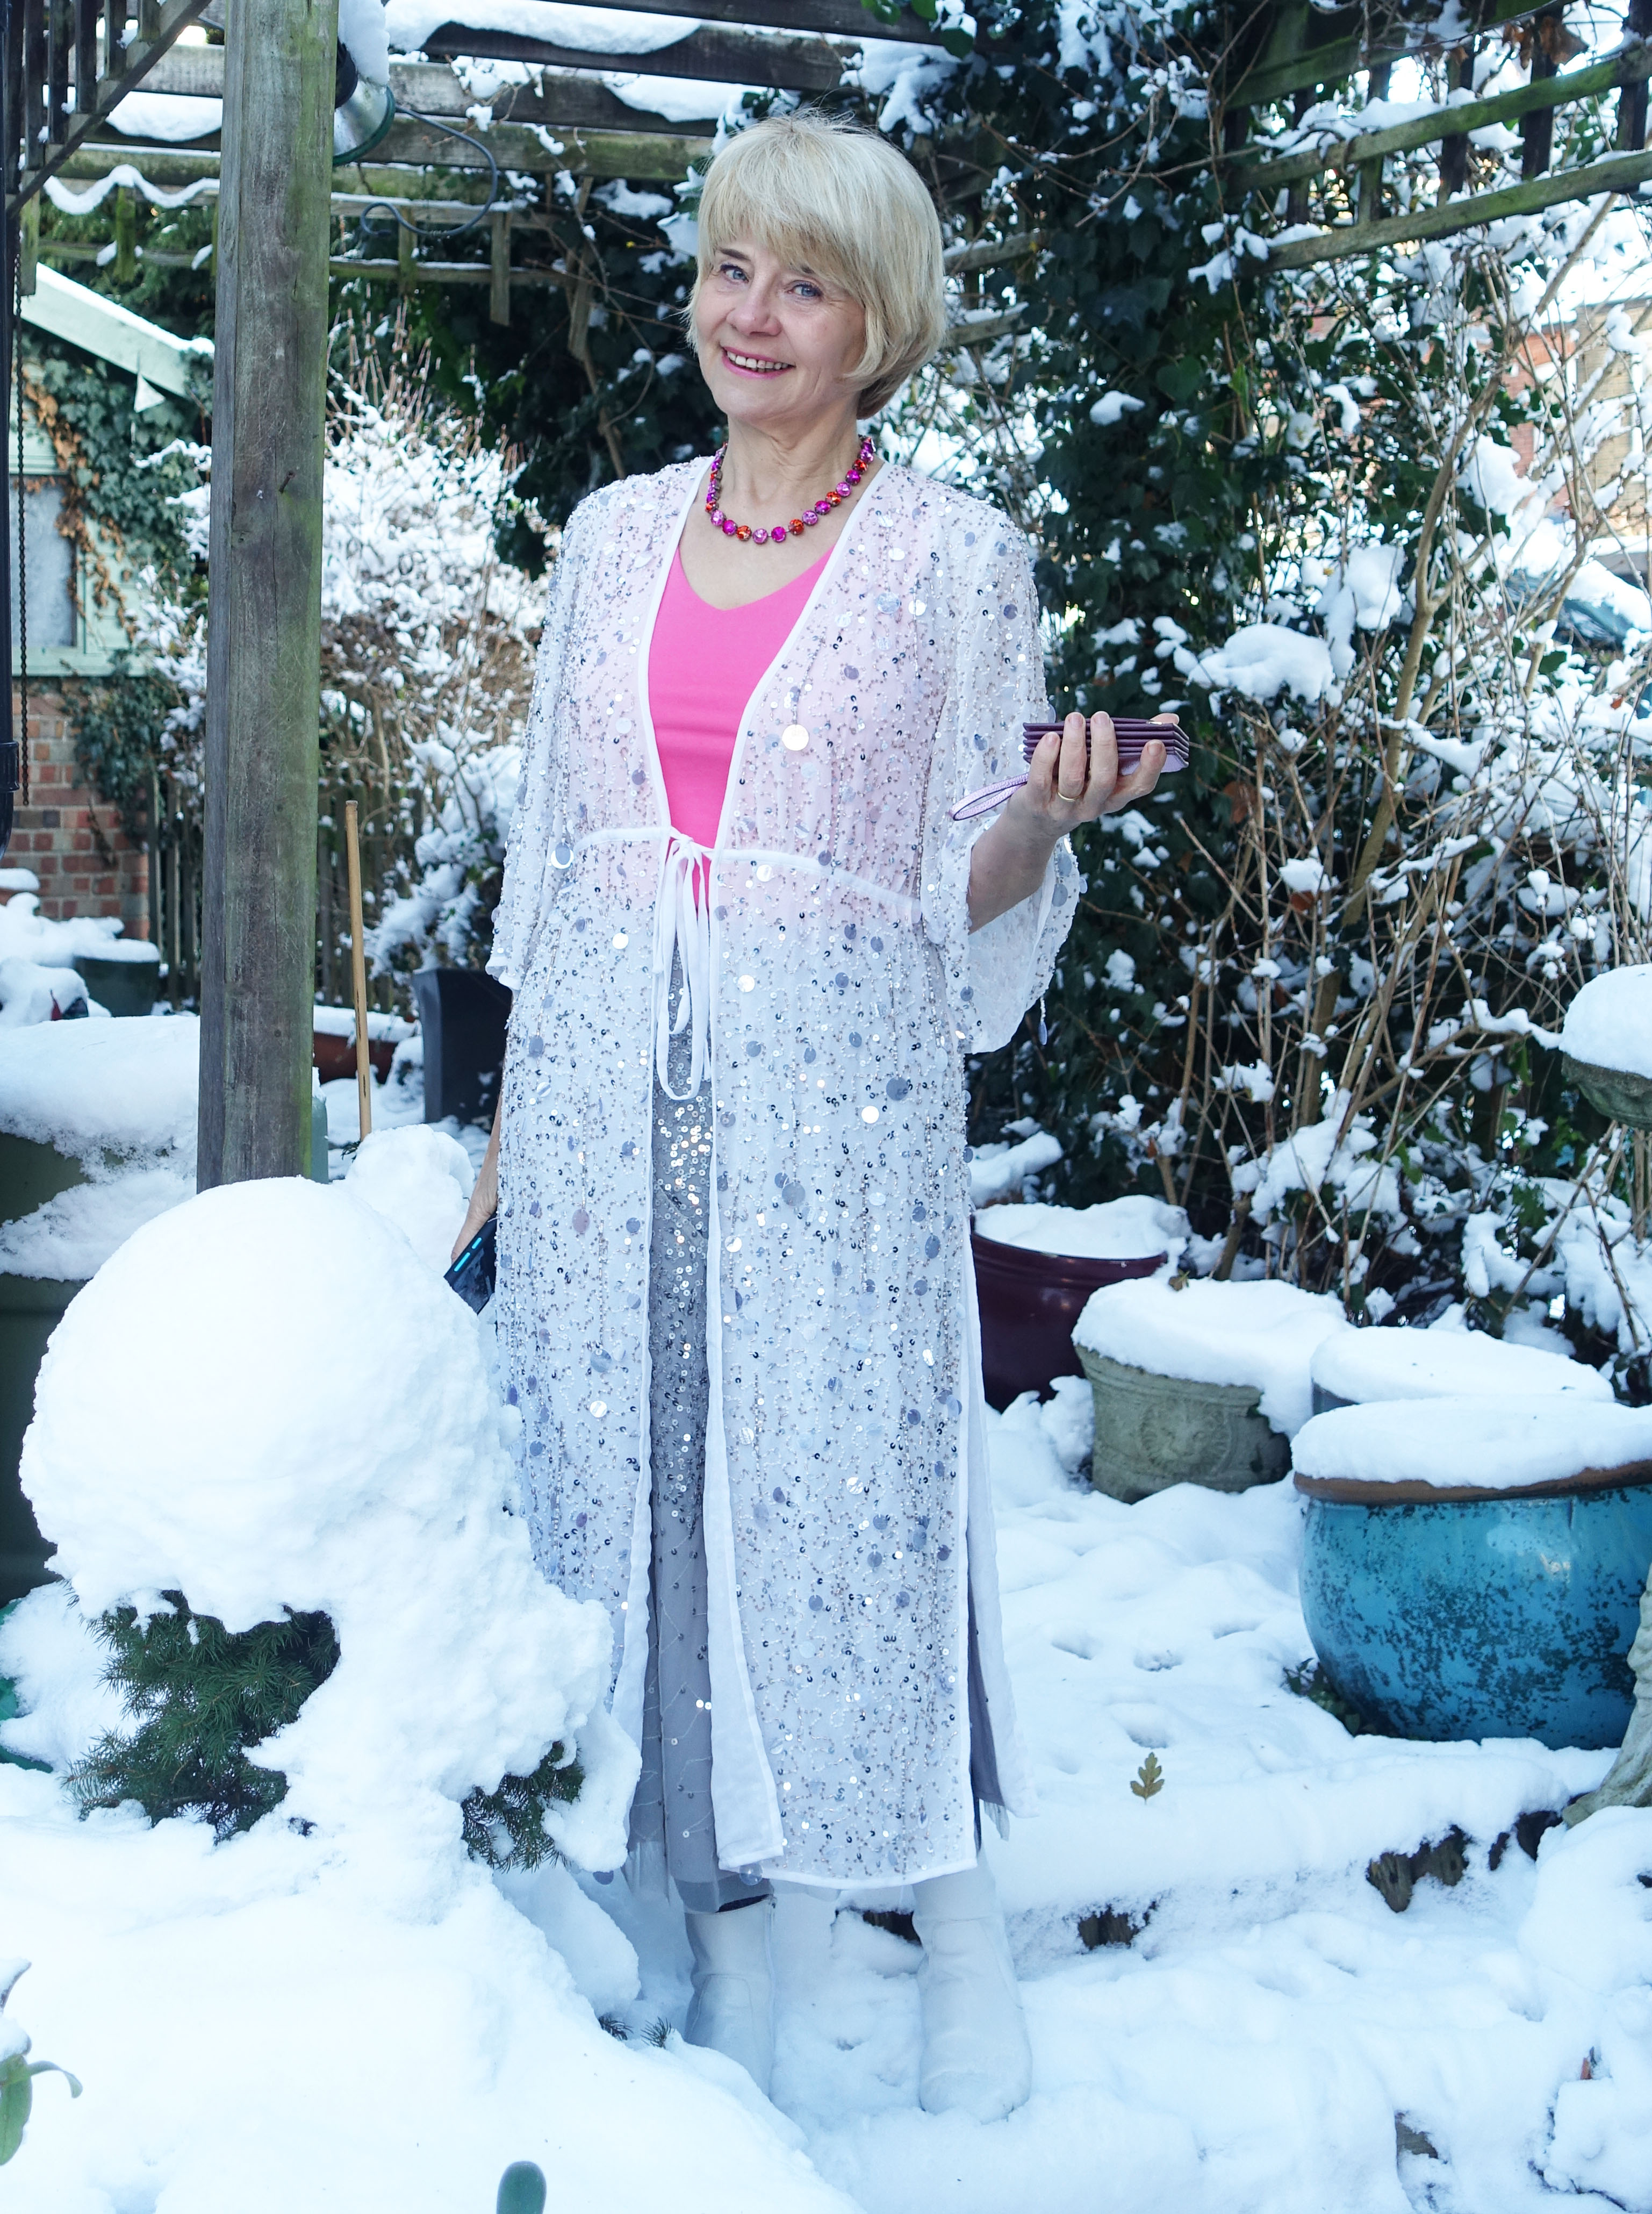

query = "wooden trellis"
[1223,0,1652,269]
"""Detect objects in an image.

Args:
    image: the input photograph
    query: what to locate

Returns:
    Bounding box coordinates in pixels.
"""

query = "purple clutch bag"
[950,718,1190,823]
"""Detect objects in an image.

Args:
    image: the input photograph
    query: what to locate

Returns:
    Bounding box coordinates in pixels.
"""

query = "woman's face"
[694,239,867,438]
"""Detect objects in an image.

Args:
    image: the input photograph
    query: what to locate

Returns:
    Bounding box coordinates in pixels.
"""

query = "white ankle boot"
[911,1858,1031,2120]
[683,1898,775,2094]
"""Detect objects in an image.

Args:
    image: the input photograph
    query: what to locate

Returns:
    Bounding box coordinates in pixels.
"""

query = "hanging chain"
[13,235,26,809]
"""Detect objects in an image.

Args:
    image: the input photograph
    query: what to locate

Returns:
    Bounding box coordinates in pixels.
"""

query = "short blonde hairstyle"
[691,112,947,418]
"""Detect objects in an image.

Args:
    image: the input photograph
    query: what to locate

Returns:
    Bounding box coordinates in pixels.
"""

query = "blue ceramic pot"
[1300,1485,1652,1750]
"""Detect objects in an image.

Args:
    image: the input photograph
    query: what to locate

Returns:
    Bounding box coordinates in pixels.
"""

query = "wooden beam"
[63,117,715,180]
[411,0,945,41]
[8,0,212,215]
[138,46,727,132]
[1265,142,1652,268]
[943,230,1040,274]
[1229,0,1558,109]
[415,21,853,93]
[1232,42,1652,189]
[197,0,335,1190]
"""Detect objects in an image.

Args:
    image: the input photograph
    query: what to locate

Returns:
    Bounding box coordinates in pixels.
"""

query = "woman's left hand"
[966,711,1175,933]
[1013,710,1172,832]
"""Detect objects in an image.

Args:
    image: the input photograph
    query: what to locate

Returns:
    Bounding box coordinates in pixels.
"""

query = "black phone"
[444,1215,498,1313]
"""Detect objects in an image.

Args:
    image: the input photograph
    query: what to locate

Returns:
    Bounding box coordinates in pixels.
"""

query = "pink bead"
[773,524,789,541]
[754,527,769,543]
[835,482,850,498]
[814,500,830,516]
[722,519,737,536]
[802,510,818,525]
[709,508,724,526]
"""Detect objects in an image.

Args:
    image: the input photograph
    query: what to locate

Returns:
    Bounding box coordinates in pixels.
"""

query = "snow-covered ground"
[3,1150,1650,2210]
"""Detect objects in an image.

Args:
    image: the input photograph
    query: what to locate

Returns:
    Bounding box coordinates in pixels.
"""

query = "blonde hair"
[691,112,947,418]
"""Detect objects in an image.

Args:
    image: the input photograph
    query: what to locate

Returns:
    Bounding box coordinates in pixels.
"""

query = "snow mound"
[19,1176,632,1861]
[346,1124,473,1272]
[1311,1325,1612,1407]
[1563,964,1652,1080]
[973,1195,1185,1264]
[1291,1394,1652,1493]
[1074,1276,1347,1435]
[0,1013,198,1165]
[0,889,152,966]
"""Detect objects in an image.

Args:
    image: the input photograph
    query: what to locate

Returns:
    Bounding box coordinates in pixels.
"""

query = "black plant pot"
[411,968,512,1129]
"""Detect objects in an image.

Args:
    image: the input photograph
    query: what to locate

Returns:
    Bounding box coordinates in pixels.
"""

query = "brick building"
[6,691,149,933]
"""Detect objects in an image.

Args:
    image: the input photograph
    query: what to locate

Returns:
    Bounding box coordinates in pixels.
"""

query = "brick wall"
[5,690,149,935]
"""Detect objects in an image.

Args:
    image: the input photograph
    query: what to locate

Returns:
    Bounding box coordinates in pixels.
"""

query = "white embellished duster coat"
[490,458,1079,1890]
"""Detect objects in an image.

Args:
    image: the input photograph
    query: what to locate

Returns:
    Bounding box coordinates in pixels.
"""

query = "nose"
[728,277,782,333]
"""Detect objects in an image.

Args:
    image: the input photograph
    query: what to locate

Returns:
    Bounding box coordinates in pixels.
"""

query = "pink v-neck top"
[648,545,829,849]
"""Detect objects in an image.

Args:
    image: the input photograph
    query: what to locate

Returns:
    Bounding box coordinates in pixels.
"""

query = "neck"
[718,409,865,512]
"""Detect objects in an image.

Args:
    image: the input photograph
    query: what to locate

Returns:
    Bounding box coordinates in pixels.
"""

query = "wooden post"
[196,0,338,1190]
[344,796,372,1141]
[489,206,510,326]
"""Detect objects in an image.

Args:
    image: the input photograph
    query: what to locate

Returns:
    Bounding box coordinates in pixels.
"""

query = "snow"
[0,889,153,965]
[9,1323,1651,2207]
[311,1002,416,1043]
[602,70,741,123]
[1562,963,1652,1080]
[107,91,222,141]
[1292,1395,1652,1493]
[1311,1324,1614,1408]
[345,1124,474,1272]
[339,0,391,81]
[1074,1276,1348,1435]
[967,1126,1062,1206]
[0,1165,193,1281]
[1088,390,1145,427]
[1188,622,1336,704]
[383,0,707,58]
[0,957,88,1027]
[0,1014,197,1164]
[971,1196,1185,1264]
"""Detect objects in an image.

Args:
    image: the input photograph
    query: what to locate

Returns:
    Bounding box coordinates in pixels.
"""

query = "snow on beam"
[18,264,212,400]
[411,22,853,92]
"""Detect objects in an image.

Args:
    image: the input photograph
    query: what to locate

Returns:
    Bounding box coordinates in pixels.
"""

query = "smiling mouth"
[723,348,792,376]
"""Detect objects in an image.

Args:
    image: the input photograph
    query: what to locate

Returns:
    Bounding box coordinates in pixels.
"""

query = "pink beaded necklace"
[704,433,876,547]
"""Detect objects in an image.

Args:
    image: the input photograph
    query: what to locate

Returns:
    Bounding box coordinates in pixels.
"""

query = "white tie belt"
[652,838,713,1101]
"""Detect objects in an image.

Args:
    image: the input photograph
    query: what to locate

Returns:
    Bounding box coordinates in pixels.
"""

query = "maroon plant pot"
[971,1228,1166,1411]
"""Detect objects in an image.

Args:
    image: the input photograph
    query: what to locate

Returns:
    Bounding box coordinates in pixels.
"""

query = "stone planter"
[1075,1344,1291,1502]
[1297,1471,1652,1750]
[0,1273,81,1603]
[72,951,160,1019]
[1561,1051,1652,1134]
[0,1131,86,1226]
[971,1231,1163,1410]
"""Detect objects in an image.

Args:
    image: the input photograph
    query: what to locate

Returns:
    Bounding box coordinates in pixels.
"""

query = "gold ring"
[1057,785,1083,803]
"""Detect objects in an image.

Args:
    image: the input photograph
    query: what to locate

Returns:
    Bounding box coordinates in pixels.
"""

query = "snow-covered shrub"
[18,1176,635,1866]
[139,337,542,1007]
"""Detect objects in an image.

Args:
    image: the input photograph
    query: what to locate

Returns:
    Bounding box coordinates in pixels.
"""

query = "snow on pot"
[1294,1396,1652,1749]
[971,1195,1182,1410]
[1310,1324,1613,1416]
[1073,1274,1347,1502]
[1561,965,1652,1131]
[0,1019,199,1601]
[311,1004,416,1086]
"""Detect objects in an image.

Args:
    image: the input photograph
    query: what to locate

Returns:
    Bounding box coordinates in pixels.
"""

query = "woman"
[454,111,1165,2118]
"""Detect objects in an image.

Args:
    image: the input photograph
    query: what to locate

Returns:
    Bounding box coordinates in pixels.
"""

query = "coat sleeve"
[486,499,593,996]
[920,521,1081,1054]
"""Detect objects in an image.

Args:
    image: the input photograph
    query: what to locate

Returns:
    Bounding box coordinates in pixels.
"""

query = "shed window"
[9,478,75,653]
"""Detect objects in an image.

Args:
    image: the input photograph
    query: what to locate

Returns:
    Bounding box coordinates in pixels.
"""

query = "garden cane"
[344,800,372,1141]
